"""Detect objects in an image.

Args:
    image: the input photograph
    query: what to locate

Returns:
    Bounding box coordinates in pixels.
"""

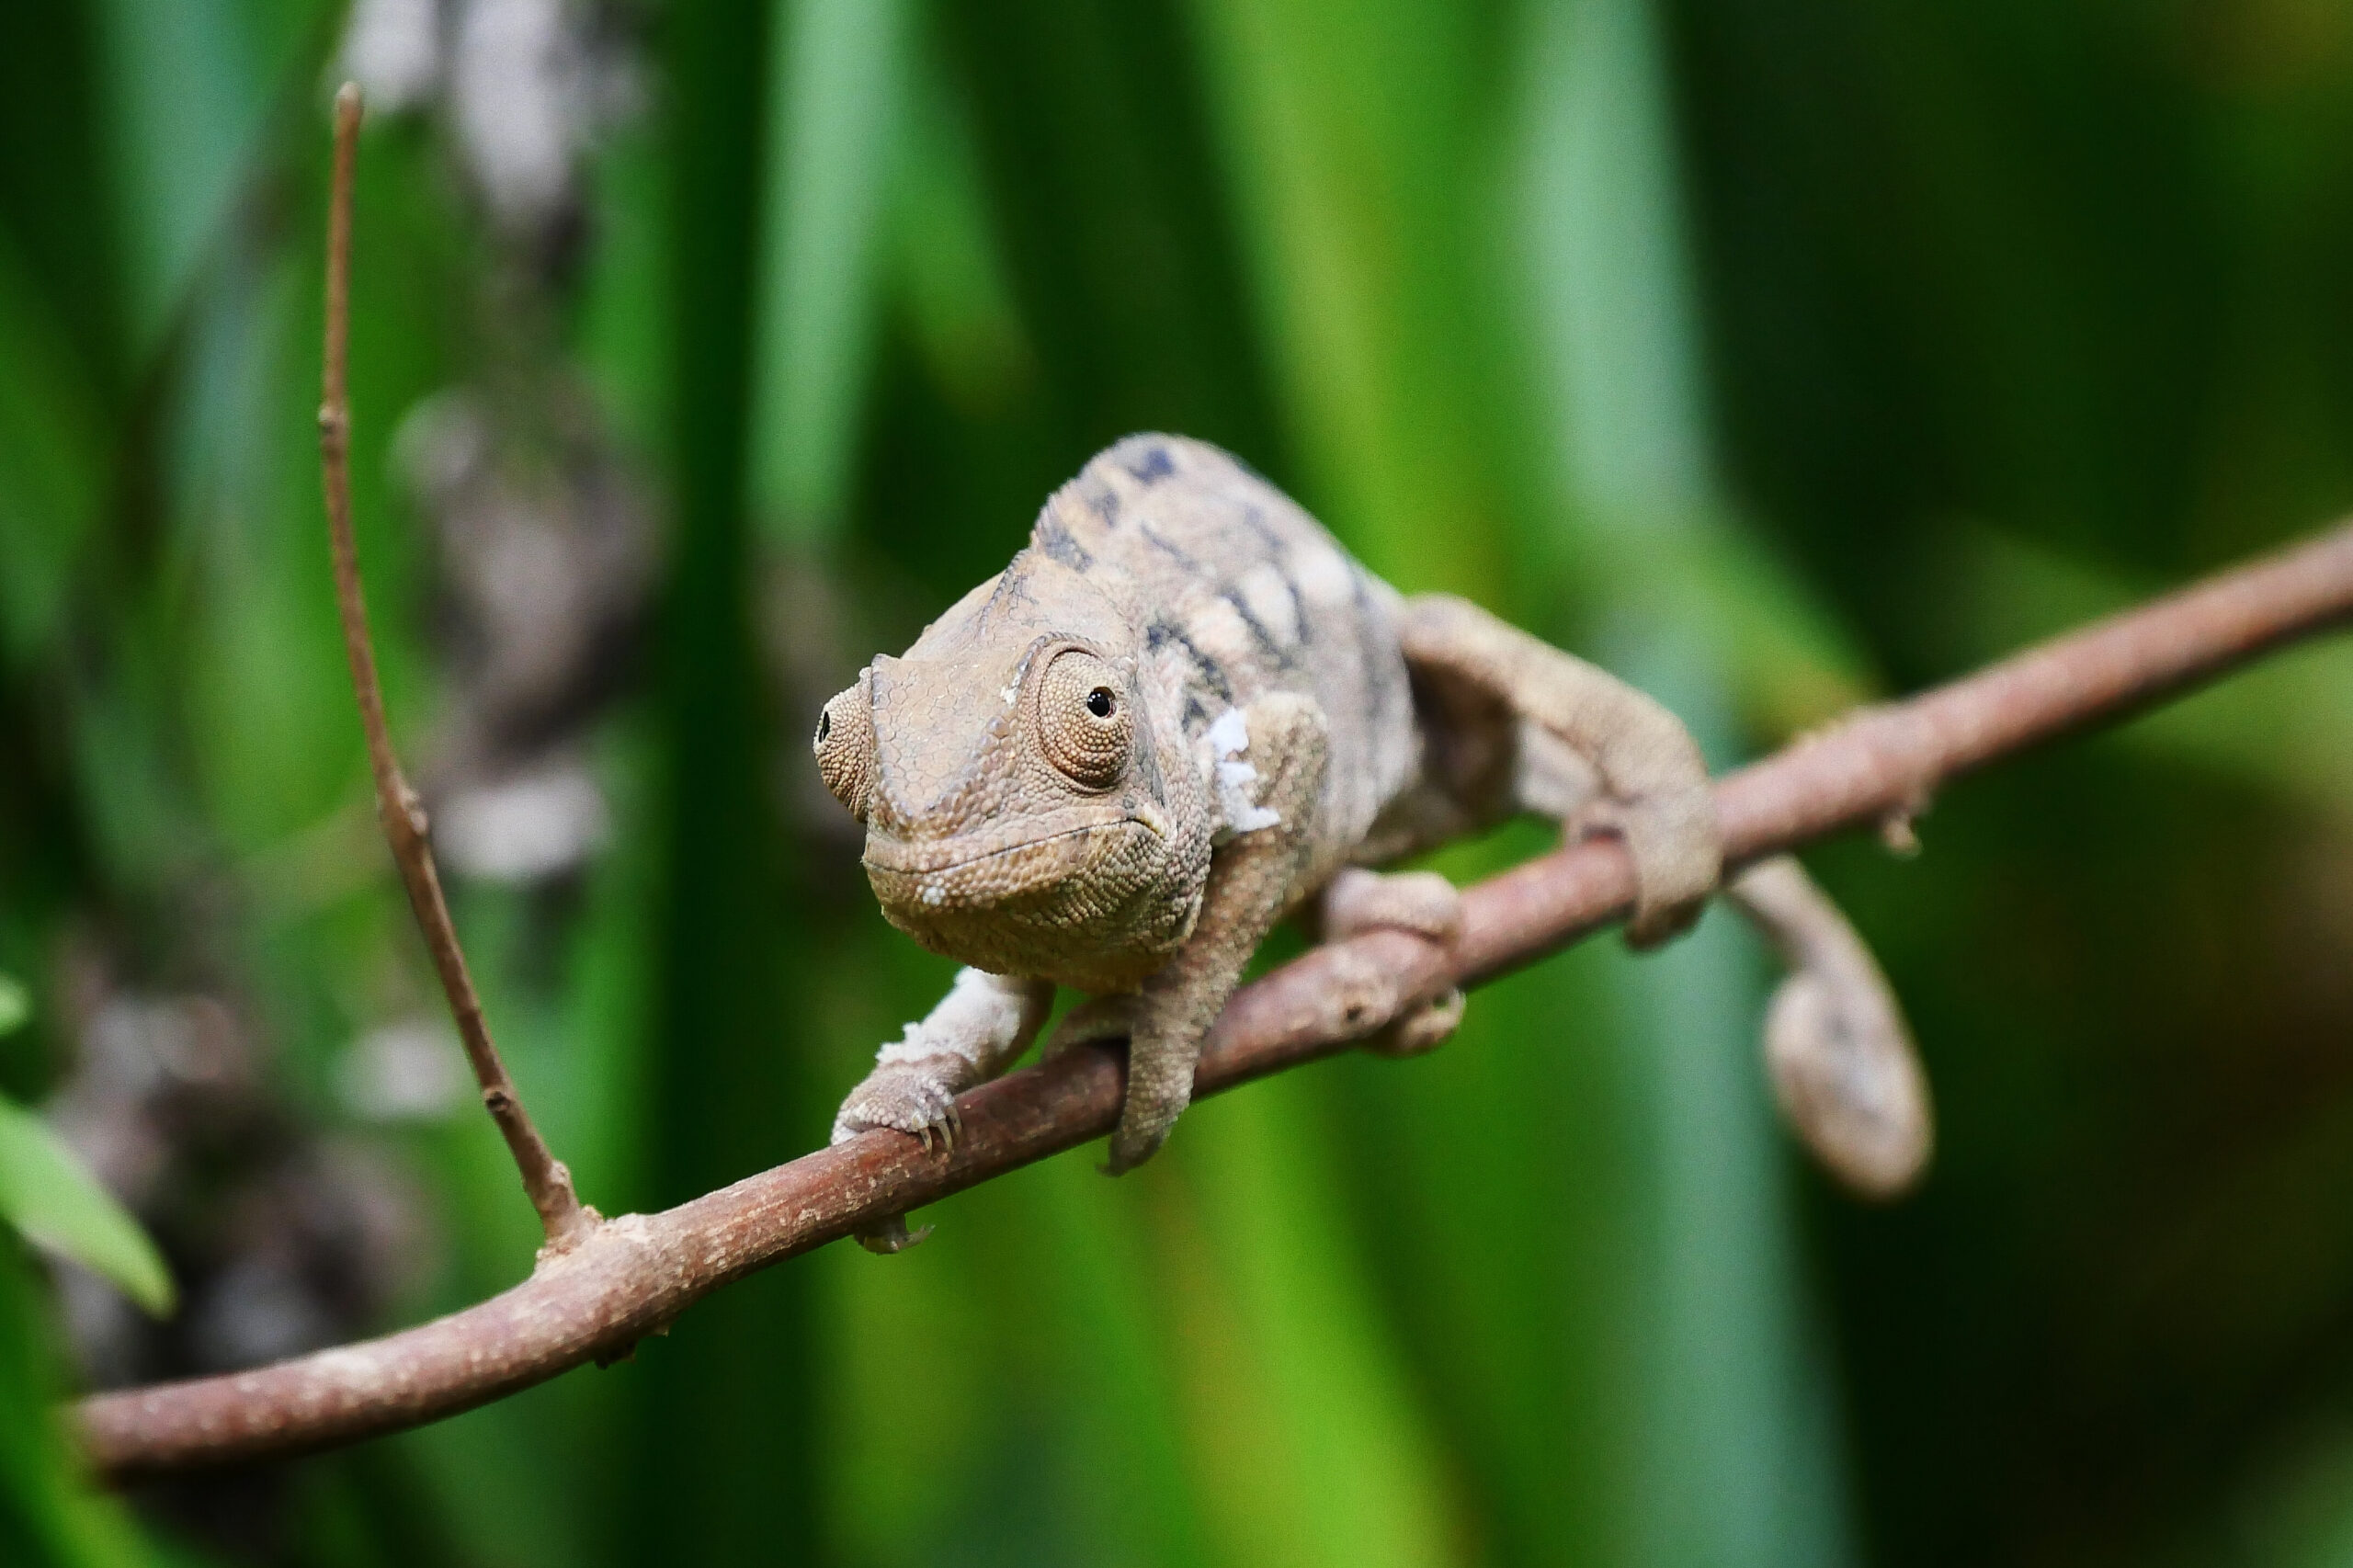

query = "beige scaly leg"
[1397,592,1930,1197]
[1050,693,1328,1175]
[1398,593,1719,946]
[832,967,1056,1251]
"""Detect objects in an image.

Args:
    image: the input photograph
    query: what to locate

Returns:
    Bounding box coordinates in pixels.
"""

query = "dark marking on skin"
[1348,565,1391,738]
[1080,478,1121,523]
[1369,635,1404,741]
[979,555,1045,630]
[1222,588,1292,666]
[1131,716,1169,799]
[979,563,1018,627]
[1140,523,1208,575]
[1036,514,1094,572]
[1148,619,1233,703]
[1239,504,1287,560]
[1182,692,1210,732]
[1124,443,1176,485]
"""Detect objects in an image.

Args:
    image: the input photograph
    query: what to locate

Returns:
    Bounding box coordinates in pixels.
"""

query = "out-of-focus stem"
[317,83,596,1256]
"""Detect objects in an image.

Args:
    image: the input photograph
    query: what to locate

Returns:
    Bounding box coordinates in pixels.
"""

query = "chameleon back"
[1027,434,1420,862]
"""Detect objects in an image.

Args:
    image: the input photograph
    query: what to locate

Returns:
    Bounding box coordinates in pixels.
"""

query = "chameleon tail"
[1724,855,1934,1198]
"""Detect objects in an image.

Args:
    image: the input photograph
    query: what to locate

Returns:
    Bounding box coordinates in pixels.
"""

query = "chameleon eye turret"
[813,677,876,821]
[1036,647,1131,790]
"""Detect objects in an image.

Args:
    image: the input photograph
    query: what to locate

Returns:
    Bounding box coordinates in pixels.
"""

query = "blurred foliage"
[0,1095,176,1321]
[0,977,176,1318]
[0,0,2350,1565]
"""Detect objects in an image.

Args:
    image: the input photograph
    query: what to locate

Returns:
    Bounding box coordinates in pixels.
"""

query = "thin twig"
[317,83,595,1254]
[72,516,2353,1478]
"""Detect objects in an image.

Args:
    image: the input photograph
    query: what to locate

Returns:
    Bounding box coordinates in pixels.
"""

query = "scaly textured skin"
[816,435,1931,1244]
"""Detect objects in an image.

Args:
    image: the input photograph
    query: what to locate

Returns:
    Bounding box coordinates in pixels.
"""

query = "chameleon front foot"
[832,1057,971,1253]
[827,968,1056,1252]
[1105,1101,1180,1176]
[1051,997,1196,1176]
[831,1058,968,1153]
[854,1214,934,1256]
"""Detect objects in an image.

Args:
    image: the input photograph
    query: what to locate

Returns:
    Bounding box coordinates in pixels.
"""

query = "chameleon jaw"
[861,813,1200,990]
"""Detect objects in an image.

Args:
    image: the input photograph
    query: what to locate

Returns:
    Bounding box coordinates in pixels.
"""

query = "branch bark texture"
[74,520,2353,1478]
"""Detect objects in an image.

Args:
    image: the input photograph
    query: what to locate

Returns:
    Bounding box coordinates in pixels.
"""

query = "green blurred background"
[4,0,2353,1563]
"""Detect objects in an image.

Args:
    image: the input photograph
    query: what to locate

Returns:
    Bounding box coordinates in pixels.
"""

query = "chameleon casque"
[816,435,1930,1249]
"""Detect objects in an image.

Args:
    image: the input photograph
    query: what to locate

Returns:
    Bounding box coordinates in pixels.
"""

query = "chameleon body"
[817,436,1930,1247]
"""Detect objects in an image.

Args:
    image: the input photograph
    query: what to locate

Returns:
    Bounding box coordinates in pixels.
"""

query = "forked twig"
[317,83,595,1253]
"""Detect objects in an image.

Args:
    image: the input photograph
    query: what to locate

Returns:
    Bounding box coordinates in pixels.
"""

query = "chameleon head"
[813,633,1211,991]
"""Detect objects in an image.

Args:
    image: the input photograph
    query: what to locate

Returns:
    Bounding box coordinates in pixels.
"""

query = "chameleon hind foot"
[1317,867,1466,1056]
[1319,866,1462,945]
[1395,593,1722,949]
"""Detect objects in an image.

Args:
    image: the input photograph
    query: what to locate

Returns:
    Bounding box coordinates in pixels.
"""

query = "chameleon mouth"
[860,820,1124,879]
[860,813,1195,991]
[859,806,1169,897]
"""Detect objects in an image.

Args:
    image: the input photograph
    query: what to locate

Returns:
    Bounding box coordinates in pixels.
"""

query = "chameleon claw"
[856,1215,935,1255]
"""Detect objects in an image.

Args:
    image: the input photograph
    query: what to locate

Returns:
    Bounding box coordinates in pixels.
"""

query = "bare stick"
[74,517,2353,1477]
[317,83,595,1254]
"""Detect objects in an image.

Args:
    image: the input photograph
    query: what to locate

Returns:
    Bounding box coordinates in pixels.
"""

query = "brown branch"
[317,83,595,1254]
[71,515,2353,1479]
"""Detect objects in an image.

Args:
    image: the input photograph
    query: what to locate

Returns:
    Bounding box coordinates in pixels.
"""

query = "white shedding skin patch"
[1209,707,1281,836]
[1207,706,1251,756]
[877,967,1027,1068]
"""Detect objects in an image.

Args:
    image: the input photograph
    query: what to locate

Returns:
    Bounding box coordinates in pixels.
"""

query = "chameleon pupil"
[1086,688,1115,718]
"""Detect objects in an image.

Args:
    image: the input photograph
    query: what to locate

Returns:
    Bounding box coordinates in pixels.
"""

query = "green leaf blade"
[0,1097,176,1318]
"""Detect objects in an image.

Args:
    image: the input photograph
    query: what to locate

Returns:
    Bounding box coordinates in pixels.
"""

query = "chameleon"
[816,434,1930,1249]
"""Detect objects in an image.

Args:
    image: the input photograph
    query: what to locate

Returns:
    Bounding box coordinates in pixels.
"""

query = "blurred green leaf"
[753,0,915,542]
[0,233,106,672]
[89,0,324,351]
[0,1096,175,1319]
[0,979,26,1040]
[885,48,1031,418]
[1514,3,1858,1565]
[0,1236,158,1568]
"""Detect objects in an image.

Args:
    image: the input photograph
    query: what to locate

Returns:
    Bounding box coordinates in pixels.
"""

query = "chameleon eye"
[1038,650,1131,790]
[813,681,876,821]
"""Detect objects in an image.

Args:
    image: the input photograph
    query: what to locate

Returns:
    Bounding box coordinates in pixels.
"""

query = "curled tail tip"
[1764,972,1936,1199]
